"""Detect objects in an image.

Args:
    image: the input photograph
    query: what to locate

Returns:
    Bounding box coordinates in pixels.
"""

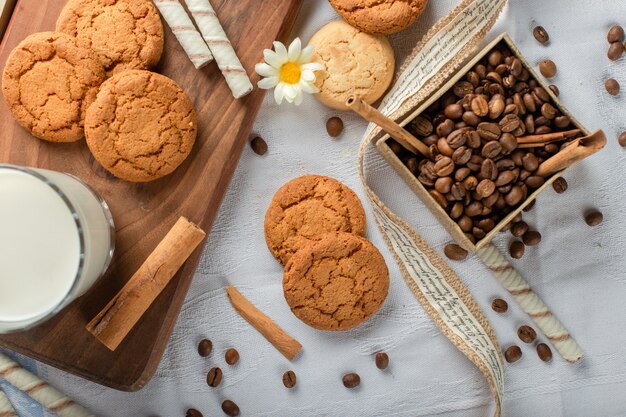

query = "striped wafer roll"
[0,389,17,417]
[0,353,95,417]
[185,0,253,98]
[477,243,583,363]
[153,0,213,69]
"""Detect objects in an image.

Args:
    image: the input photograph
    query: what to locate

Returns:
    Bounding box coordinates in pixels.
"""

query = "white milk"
[0,166,114,332]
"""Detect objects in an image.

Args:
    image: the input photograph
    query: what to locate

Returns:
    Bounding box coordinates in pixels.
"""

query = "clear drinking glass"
[0,164,115,333]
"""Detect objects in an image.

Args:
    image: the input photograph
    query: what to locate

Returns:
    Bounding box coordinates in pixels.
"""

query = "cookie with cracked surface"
[283,232,389,331]
[56,0,164,75]
[85,70,197,182]
[329,0,429,35]
[2,31,105,142]
[265,175,367,265]
[309,19,394,111]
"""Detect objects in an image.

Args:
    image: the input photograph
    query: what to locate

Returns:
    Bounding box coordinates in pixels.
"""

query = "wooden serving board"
[0,0,301,391]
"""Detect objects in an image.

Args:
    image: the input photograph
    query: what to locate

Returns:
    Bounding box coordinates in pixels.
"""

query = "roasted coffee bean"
[478,218,495,232]
[537,343,553,362]
[483,190,500,208]
[522,93,536,113]
[450,202,464,219]
[608,25,625,43]
[476,179,496,198]
[435,177,453,194]
[488,95,505,119]
[444,103,463,119]
[462,175,478,191]
[450,182,467,200]
[503,103,518,115]
[526,175,545,188]
[418,173,435,187]
[430,190,448,208]
[436,119,455,137]
[498,184,512,194]
[477,122,501,141]
[462,111,480,126]
[540,103,557,119]
[499,114,521,133]
[472,227,486,239]
[198,339,213,357]
[494,170,515,187]
[605,78,620,96]
[533,26,549,44]
[342,373,361,388]
[608,41,623,60]
[467,155,484,172]
[207,367,223,387]
[488,49,503,66]
[326,117,344,137]
[447,129,467,149]
[496,158,515,171]
[480,158,497,181]
[475,63,487,78]
[553,115,570,129]
[250,136,268,155]
[411,116,434,136]
[465,201,483,217]
[517,325,537,343]
[504,345,522,363]
[510,58,523,77]
[471,95,489,117]
[187,409,203,417]
[585,210,603,226]
[375,352,390,369]
[535,125,552,135]
[388,140,403,154]
[619,132,626,147]
[444,243,468,260]
[225,348,239,365]
[406,158,419,175]
[457,215,473,232]
[491,298,508,313]
[522,153,539,171]
[486,71,502,85]
[482,141,502,159]
[510,221,528,237]
[466,70,481,87]
[455,167,471,182]
[538,59,557,78]
[522,230,542,245]
[510,240,525,259]
[283,370,297,388]
[453,81,474,97]
[548,84,559,96]
[545,143,559,154]
[465,130,482,148]
[434,157,455,177]
[513,93,526,115]
[505,185,524,206]
[522,199,534,213]
[221,400,240,417]
[437,137,454,157]
[524,114,535,134]
[452,146,472,165]
[441,92,457,108]
[423,134,438,146]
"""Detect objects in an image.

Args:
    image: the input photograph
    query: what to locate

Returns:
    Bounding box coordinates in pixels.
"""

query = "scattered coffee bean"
[538,59,557,78]
[375,352,390,370]
[444,243,468,260]
[522,199,536,212]
[536,343,553,362]
[207,367,223,387]
[552,177,568,193]
[517,325,537,343]
[504,345,522,363]
[250,136,268,155]
[548,85,559,96]
[510,241,525,259]
[619,132,626,147]
[186,409,203,417]
[607,25,625,43]
[608,41,624,60]
[510,221,528,237]
[522,230,542,246]
[283,370,297,388]
[532,26,549,45]
[198,339,213,357]
[326,116,344,137]
[585,210,603,226]
[605,78,620,96]
[342,372,361,388]
[491,298,508,313]
[221,400,240,417]
[225,348,239,365]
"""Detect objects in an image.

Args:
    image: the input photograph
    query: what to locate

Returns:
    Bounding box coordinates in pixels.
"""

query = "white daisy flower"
[255,38,324,105]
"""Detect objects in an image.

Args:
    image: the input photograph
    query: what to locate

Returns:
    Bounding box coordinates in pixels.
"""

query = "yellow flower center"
[279,62,301,84]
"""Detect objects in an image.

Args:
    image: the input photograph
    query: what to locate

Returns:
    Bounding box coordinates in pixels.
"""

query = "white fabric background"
[10,0,626,415]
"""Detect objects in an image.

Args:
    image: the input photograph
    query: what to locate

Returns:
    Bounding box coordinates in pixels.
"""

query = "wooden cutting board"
[0,0,301,391]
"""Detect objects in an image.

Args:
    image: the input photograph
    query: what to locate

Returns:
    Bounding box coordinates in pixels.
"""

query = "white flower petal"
[293,89,304,105]
[288,38,302,61]
[274,82,285,105]
[257,76,278,89]
[283,84,299,100]
[301,69,315,82]
[301,62,324,72]
[300,79,319,94]
[263,49,283,68]
[298,45,315,63]
[273,41,288,63]
[255,63,278,77]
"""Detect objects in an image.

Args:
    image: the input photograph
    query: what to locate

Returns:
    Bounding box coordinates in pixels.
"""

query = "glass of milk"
[0,164,115,333]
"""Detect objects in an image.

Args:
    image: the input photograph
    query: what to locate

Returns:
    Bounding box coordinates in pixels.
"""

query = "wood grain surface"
[0,0,301,391]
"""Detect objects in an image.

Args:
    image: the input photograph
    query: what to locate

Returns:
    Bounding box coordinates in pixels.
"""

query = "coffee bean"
[187,409,203,417]
[496,158,515,171]
[510,58,523,77]
[342,373,361,388]
[585,210,603,226]
[533,26,549,45]
[436,119,455,137]
[452,146,472,165]
[462,175,478,191]
[444,243,468,260]
[552,177,568,193]
[491,298,508,313]
[477,122,501,141]
[525,175,544,189]
[517,325,537,343]
[619,132,626,147]
[605,78,620,96]
[198,339,213,357]
[482,141,502,159]
[450,202,464,219]
[536,343,553,362]
[462,111,480,126]
[522,230,542,245]
[411,116,434,136]
[450,182,467,200]
[510,221,528,237]
[504,185,524,206]
[375,352,390,370]
[388,140,403,154]
[437,137,454,156]
[225,348,239,365]
[458,215,473,232]
[608,25,625,43]
[488,50,503,67]
[326,117,344,137]
[447,129,467,148]
[434,157,455,177]
[538,59,557,78]
[548,84,559,96]
[471,95,489,117]
[522,198,535,212]
[510,240,525,259]
[480,159,497,181]
[430,190,447,208]
[283,370,297,388]
[477,179,496,198]
[453,81,474,97]
[221,400,240,417]
[455,167,471,182]
[472,226,485,239]
[207,367,223,387]
[554,115,570,129]
[435,177,453,194]
[504,345,522,363]
[608,41,623,60]
[466,130,482,148]
[540,103,557,119]
[521,153,539,172]
[484,190,500,208]
[478,218,495,232]
[250,136,268,155]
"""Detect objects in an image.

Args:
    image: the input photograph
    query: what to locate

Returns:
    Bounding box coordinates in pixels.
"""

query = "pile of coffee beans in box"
[387,42,580,244]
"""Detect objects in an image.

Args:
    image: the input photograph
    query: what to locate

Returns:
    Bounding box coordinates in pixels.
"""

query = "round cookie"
[283,232,389,331]
[1,32,105,142]
[85,70,197,182]
[329,0,429,35]
[309,19,395,111]
[56,0,164,75]
[264,175,367,265]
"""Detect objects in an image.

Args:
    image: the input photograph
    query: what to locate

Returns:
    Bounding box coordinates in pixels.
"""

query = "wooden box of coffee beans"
[376,33,589,251]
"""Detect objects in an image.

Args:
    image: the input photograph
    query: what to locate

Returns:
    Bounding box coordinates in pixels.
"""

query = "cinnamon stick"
[226,285,302,360]
[516,129,581,145]
[87,217,206,351]
[536,129,606,177]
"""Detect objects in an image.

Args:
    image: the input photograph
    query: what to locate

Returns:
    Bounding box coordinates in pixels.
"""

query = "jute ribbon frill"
[358,0,507,415]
